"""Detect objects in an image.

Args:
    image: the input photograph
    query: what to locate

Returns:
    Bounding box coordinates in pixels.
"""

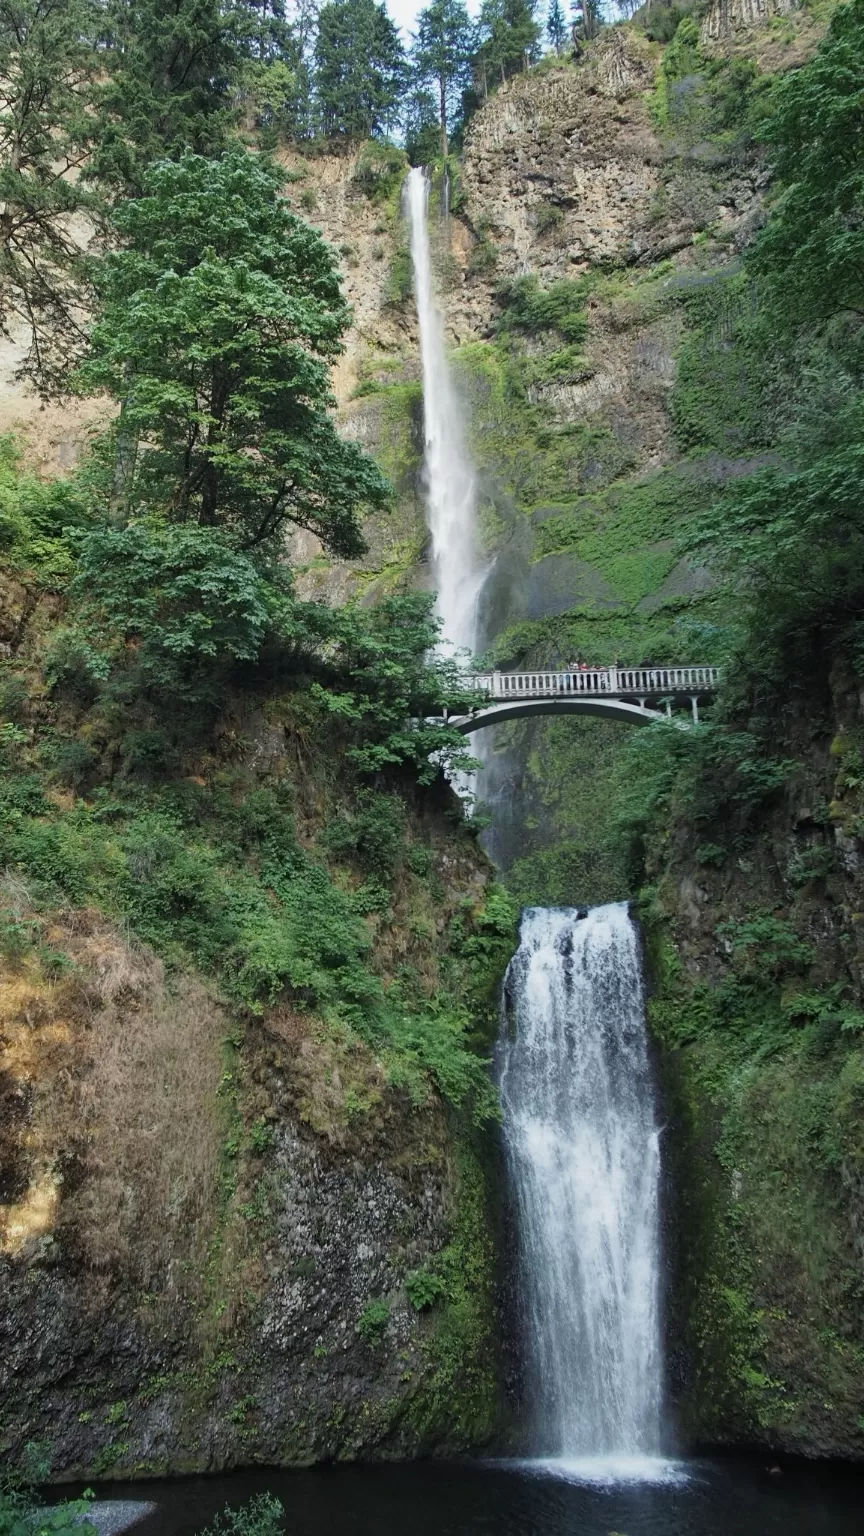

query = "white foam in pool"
[515,1455,691,1487]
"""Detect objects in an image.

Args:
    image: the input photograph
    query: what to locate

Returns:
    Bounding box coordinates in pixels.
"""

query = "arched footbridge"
[441,665,720,733]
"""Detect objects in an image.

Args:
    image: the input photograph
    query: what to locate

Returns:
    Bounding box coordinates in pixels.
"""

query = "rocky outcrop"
[700,0,798,45]
[460,42,660,291]
[649,672,864,1459]
[0,838,502,1476]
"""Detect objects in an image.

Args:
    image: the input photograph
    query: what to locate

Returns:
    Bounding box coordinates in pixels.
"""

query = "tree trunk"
[439,73,448,162]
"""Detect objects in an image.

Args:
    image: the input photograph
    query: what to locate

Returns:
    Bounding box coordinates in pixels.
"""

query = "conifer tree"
[546,0,566,53]
[0,0,100,392]
[237,0,313,143]
[90,0,242,195]
[474,0,540,91]
[570,0,600,41]
[412,0,474,161]
[314,0,405,140]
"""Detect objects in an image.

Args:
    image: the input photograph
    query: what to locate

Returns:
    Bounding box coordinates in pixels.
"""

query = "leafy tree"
[314,0,406,140]
[412,0,474,160]
[70,523,283,700]
[0,0,99,393]
[77,150,389,558]
[546,0,566,53]
[694,443,864,683]
[311,591,479,782]
[89,0,242,194]
[749,0,864,328]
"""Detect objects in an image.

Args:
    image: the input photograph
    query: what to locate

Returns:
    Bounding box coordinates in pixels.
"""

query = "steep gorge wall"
[646,671,864,1459]
[0,575,511,1475]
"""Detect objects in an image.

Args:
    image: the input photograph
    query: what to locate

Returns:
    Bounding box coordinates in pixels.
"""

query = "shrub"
[384,244,413,306]
[357,1297,390,1340]
[495,274,587,343]
[352,142,407,203]
[197,1494,284,1536]
[405,1266,446,1310]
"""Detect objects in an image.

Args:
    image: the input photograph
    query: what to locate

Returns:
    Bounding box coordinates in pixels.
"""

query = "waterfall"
[499,903,665,1473]
[404,167,486,659]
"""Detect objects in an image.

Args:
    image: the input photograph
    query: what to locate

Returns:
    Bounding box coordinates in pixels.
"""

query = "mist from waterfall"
[499,903,666,1477]
[404,167,486,659]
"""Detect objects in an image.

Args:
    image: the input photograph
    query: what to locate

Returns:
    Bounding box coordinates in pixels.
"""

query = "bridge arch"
[448,697,667,733]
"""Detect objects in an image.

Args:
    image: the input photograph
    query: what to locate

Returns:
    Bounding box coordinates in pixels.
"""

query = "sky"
[384,0,483,45]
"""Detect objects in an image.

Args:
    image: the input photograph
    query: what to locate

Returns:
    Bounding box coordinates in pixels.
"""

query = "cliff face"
[0,905,496,1474]
[646,669,864,1460]
[0,571,511,1477]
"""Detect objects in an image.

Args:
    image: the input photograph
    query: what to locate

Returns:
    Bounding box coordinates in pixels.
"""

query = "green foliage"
[79,149,389,560]
[693,442,864,682]
[454,340,631,513]
[648,903,864,1441]
[474,0,542,93]
[405,1264,446,1310]
[405,1139,498,1441]
[352,141,408,202]
[0,436,95,584]
[494,274,588,343]
[319,791,405,878]
[546,0,566,53]
[0,1449,97,1536]
[384,244,414,306]
[609,722,794,887]
[717,914,814,978]
[310,592,479,783]
[89,0,240,195]
[357,1297,390,1339]
[197,1494,284,1536]
[652,15,771,140]
[468,236,498,276]
[661,1,864,732]
[750,0,864,328]
[412,0,475,156]
[0,668,500,1115]
[71,524,278,699]
[0,0,99,392]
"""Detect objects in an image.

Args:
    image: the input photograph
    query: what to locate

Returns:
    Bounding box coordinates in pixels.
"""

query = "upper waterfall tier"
[404,167,486,659]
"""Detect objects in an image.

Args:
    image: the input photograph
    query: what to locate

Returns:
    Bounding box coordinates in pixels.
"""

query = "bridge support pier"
[691,696,699,723]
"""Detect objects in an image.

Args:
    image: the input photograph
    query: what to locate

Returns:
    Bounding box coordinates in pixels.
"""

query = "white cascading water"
[404,167,486,659]
[499,903,665,1476]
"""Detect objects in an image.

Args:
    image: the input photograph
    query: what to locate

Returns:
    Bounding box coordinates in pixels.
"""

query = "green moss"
[454,341,632,509]
[533,467,711,567]
[671,273,782,455]
[405,1133,501,1444]
[646,905,864,1448]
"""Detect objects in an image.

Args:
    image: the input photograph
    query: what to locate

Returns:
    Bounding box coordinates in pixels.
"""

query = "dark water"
[81,1456,864,1536]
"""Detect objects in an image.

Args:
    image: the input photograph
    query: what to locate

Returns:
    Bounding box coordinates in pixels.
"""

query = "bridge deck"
[442,665,719,734]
